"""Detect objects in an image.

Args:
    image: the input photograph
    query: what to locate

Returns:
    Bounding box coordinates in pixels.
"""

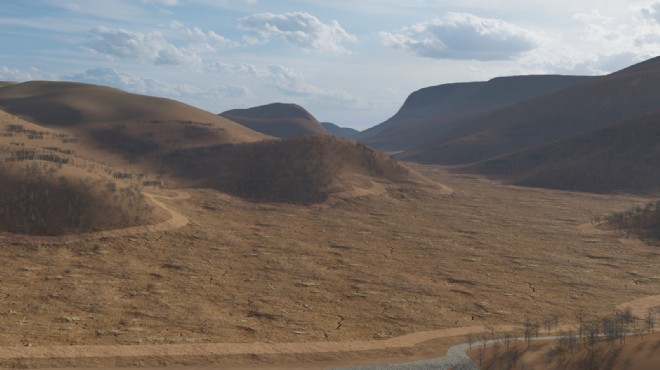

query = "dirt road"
[2,293,657,368]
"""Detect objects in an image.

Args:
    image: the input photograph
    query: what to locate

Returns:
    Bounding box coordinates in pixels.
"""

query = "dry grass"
[468,332,660,370]
[0,164,656,353]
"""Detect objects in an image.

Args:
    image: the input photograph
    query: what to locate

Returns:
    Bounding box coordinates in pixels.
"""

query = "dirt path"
[2,293,659,365]
[0,190,190,245]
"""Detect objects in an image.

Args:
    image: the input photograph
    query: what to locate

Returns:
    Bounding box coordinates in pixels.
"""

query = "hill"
[0,81,269,165]
[159,135,436,204]
[466,109,660,194]
[321,121,360,139]
[221,103,328,138]
[0,81,433,218]
[359,75,594,151]
[0,109,165,235]
[402,57,660,166]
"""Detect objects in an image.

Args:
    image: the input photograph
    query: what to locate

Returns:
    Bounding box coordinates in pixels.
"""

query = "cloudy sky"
[2,1,660,129]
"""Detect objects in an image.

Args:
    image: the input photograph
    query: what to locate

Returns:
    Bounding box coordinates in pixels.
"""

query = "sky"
[2,1,660,130]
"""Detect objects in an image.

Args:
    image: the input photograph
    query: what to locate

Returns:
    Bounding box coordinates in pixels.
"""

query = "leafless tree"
[646,309,655,333]
[467,333,474,349]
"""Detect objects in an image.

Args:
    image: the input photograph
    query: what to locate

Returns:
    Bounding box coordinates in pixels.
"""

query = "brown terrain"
[358,75,594,152]
[400,56,660,168]
[220,103,328,138]
[467,109,660,194]
[468,331,660,370]
[0,62,658,369]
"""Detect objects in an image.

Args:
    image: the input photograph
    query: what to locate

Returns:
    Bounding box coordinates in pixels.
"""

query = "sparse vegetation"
[159,135,412,204]
[0,163,154,235]
[598,200,660,242]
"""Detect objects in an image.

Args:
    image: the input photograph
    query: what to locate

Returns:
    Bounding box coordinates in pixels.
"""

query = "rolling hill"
[159,135,435,204]
[321,121,360,139]
[220,102,328,138]
[0,81,270,165]
[0,109,165,235]
[0,81,434,237]
[358,75,594,151]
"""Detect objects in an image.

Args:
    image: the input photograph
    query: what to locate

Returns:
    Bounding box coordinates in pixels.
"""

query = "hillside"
[402,56,660,166]
[0,109,165,235]
[466,109,660,194]
[321,121,360,139]
[159,135,434,204]
[221,102,328,138]
[0,81,269,166]
[359,75,594,151]
[0,81,433,214]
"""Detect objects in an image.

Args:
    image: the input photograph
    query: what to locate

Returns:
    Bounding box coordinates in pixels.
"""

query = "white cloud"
[206,61,361,107]
[68,67,197,96]
[67,67,251,101]
[142,0,179,6]
[186,27,238,48]
[168,20,185,29]
[641,2,660,23]
[238,12,356,53]
[84,26,201,65]
[0,66,58,81]
[380,12,540,61]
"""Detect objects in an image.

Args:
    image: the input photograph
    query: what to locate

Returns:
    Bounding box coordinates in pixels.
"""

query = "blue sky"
[2,1,660,129]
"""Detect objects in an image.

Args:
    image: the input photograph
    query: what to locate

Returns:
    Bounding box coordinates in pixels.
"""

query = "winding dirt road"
[0,190,190,245]
[1,293,657,367]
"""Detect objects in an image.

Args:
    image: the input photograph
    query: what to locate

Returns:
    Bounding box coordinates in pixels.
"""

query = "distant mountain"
[221,103,328,138]
[402,56,660,167]
[358,75,594,151]
[320,122,359,139]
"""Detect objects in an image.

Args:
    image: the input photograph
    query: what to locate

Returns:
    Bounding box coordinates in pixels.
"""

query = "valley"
[0,164,657,367]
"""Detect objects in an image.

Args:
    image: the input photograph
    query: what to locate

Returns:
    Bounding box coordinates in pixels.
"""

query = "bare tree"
[575,309,586,340]
[503,332,513,350]
[523,317,533,348]
[646,309,655,333]
[481,334,490,349]
[467,333,474,349]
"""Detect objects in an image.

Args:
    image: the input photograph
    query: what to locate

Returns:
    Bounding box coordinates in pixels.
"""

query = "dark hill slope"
[321,122,359,139]
[359,75,594,151]
[221,103,327,138]
[159,135,434,204]
[466,109,660,194]
[403,57,660,165]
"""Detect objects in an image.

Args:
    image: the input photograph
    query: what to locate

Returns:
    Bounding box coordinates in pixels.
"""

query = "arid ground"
[0,163,658,368]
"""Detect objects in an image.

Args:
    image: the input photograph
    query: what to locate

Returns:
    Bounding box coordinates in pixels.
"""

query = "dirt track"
[0,190,190,245]
[2,294,657,367]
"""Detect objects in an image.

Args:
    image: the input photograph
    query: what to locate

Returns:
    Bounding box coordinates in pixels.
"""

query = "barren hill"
[0,81,432,214]
[402,57,660,166]
[359,75,594,151]
[0,81,270,166]
[221,102,328,138]
[321,121,360,139]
